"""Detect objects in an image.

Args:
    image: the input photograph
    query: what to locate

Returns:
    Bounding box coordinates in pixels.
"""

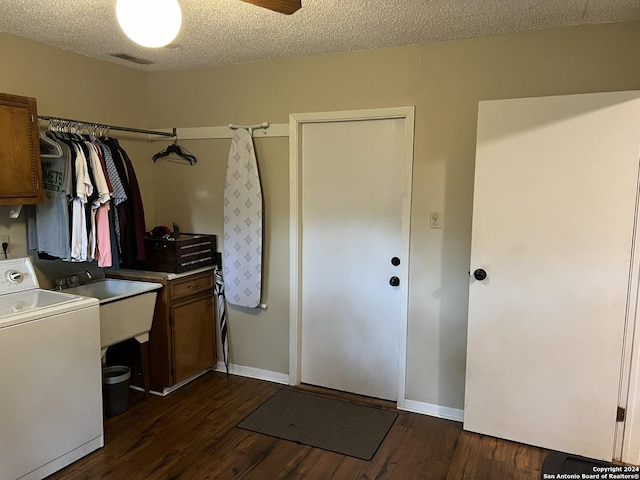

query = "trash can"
[102,366,131,417]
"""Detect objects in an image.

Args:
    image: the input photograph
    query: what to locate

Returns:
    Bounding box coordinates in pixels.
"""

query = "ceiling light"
[116,0,182,48]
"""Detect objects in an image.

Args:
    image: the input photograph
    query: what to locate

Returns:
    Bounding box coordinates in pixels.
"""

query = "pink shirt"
[95,204,112,267]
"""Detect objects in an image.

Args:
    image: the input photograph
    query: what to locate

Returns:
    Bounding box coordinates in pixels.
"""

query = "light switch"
[430,211,442,229]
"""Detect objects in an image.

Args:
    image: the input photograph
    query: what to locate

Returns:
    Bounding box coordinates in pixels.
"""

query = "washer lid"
[0,289,83,318]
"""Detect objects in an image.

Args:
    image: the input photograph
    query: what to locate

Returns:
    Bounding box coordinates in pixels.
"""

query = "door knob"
[389,276,400,287]
[473,269,487,281]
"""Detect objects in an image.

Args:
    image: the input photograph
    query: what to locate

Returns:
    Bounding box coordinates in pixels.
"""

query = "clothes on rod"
[32,130,146,268]
[38,115,176,139]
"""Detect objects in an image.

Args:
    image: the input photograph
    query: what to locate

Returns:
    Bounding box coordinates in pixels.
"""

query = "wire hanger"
[152,128,197,165]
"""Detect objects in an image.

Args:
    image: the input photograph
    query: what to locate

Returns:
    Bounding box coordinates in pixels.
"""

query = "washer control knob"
[7,270,23,284]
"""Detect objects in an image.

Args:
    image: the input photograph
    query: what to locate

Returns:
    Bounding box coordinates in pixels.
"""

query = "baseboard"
[214,361,289,385]
[129,364,288,397]
[400,399,464,423]
[154,362,462,424]
[22,435,103,480]
[130,369,210,397]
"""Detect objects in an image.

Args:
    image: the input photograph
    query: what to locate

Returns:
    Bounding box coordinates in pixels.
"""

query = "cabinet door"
[171,295,215,383]
[0,93,42,205]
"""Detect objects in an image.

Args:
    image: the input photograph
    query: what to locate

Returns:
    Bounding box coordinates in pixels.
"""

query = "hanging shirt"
[71,143,92,261]
[86,142,111,207]
[35,138,71,260]
[120,146,147,263]
[104,138,146,265]
[95,203,112,268]
[97,140,127,253]
[85,142,111,260]
[103,138,132,260]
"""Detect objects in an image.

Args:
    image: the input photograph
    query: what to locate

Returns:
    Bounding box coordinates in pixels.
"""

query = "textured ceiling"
[1,0,639,71]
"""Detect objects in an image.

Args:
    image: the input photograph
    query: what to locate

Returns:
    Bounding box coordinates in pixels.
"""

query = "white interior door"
[297,113,412,401]
[465,91,640,461]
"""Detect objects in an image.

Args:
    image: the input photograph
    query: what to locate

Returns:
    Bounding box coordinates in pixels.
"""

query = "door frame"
[619,152,640,464]
[288,107,415,408]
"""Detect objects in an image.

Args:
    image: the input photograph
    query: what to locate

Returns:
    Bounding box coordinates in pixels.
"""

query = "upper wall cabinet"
[0,93,42,205]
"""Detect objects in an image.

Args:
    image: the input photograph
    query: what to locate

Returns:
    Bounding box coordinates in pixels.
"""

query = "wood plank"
[48,372,547,479]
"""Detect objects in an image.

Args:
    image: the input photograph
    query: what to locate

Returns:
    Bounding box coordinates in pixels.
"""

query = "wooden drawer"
[171,272,213,300]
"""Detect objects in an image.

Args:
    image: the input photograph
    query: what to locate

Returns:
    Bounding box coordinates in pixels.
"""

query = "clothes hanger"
[152,129,197,165]
[40,122,63,158]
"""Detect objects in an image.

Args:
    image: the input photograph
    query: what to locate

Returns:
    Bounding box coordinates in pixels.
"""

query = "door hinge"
[617,406,626,422]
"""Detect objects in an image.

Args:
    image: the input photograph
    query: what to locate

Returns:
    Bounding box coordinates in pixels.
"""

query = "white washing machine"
[0,258,103,480]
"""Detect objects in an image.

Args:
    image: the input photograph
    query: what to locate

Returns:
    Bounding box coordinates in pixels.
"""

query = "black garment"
[103,138,147,266]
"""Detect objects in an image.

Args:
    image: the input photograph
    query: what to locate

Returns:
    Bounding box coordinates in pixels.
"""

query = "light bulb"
[116,0,182,48]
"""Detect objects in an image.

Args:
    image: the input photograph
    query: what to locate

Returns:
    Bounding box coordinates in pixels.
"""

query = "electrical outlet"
[430,211,442,229]
[0,235,9,256]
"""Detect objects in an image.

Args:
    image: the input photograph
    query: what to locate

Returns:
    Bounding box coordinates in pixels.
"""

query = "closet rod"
[39,115,176,138]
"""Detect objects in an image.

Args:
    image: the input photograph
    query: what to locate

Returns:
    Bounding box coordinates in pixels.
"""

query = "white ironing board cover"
[223,128,263,308]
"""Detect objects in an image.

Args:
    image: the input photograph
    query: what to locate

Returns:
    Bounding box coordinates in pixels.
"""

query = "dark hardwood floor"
[49,372,546,479]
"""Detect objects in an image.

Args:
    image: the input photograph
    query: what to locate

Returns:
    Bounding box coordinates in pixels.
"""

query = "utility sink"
[64,278,162,355]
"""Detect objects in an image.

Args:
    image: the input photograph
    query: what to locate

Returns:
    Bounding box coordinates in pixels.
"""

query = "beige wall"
[413,23,639,407]
[147,20,640,410]
[145,45,423,376]
[1,20,639,411]
[149,136,292,373]
[0,34,150,284]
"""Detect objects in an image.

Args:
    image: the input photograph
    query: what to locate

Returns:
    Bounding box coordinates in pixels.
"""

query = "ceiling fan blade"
[240,0,302,15]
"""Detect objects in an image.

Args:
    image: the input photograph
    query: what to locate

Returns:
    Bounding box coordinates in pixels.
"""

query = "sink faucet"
[76,270,93,281]
[57,270,93,289]
[55,278,66,291]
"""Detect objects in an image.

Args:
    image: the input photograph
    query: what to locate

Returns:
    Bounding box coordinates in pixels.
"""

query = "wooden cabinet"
[107,268,217,393]
[0,92,42,205]
[172,295,215,381]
